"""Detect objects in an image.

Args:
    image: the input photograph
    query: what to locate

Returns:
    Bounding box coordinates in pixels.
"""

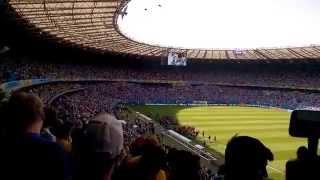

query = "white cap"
[85,113,124,158]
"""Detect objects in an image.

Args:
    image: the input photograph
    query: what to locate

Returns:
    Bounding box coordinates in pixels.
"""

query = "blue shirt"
[1,133,70,180]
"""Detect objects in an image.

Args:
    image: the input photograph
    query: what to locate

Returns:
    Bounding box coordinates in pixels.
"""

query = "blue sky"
[118,0,320,49]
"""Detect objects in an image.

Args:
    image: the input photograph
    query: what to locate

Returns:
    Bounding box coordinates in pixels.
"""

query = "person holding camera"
[286,145,320,180]
[286,110,320,180]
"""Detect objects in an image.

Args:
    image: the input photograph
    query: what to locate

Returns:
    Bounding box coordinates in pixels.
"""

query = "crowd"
[2,57,320,89]
[157,116,199,139]
[29,82,320,111]
[23,83,82,104]
[14,81,320,143]
[2,69,320,178]
[16,81,320,147]
[159,116,178,129]
[175,126,199,139]
[0,92,287,180]
[2,56,320,179]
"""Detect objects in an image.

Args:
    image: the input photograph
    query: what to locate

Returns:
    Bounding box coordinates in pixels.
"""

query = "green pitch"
[131,105,307,180]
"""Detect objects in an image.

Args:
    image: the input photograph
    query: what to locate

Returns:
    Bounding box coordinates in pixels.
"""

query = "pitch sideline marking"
[267,165,284,175]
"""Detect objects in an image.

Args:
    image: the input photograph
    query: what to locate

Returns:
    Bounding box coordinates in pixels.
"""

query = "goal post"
[192,101,208,105]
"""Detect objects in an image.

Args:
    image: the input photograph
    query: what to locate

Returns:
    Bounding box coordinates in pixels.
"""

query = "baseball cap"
[84,113,124,159]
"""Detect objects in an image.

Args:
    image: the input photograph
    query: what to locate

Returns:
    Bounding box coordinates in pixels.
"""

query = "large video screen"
[168,51,187,66]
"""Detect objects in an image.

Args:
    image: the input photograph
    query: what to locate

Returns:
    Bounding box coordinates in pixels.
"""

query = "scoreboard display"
[165,49,187,66]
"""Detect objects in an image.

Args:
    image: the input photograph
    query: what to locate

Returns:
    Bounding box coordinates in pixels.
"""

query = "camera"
[289,110,320,138]
[286,110,320,180]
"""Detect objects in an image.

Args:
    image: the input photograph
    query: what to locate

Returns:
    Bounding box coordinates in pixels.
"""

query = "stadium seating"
[2,56,320,180]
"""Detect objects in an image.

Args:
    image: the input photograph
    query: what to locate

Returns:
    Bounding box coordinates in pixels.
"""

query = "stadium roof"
[5,0,320,60]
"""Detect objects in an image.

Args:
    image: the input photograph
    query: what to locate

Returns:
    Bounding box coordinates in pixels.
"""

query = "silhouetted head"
[43,107,62,128]
[140,142,166,174]
[167,149,201,180]
[4,92,45,134]
[54,121,73,140]
[297,146,309,160]
[224,136,273,180]
[130,136,159,156]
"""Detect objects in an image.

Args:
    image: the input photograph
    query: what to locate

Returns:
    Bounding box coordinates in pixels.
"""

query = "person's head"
[53,121,73,140]
[297,146,309,160]
[139,138,166,171]
[4,92,45,134]
[130,135,159,156]
[75,113,124,180]
[43,107,62,129]
[224,136,273,180]
[167,149,201,180]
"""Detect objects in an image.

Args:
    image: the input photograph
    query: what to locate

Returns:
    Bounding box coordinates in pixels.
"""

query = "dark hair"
[130,136,159,156]
[224,136,273,180]
[53,122,73,139]
[297,146,309,160]
[168,149,201,180]
[140,142,166,170]
[3,92,44,133]
[43,107,62,128]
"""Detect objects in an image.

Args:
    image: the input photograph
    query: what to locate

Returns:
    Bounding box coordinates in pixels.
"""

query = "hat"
[85,113,124,159]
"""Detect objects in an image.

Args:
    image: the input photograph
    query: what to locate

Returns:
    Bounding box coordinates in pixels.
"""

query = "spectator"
[73,113,124,180]
[54,122,74,153]
[41,107,62,142]
[114,137,167,180]
[0,92,70,180]
[129,136,160,156]
[223,136,273,180]
[167,149,201,180]
[3,57,320,90]
[286,146,320,180]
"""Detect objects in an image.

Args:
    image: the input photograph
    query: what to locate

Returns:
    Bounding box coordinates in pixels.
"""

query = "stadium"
[1,0,320,180]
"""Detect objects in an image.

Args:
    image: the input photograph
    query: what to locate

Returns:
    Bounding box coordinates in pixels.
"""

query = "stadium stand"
[2,0,320,179]
[2,53,320,179]
[2,55,320,90]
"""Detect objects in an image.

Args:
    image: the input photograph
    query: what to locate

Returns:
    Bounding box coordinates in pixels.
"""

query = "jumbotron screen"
[168,51,187,66]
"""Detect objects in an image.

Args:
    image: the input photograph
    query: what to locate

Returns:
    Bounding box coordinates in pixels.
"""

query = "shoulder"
[31,135,67,159]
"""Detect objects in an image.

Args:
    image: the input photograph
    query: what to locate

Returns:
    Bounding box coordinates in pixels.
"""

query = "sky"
[117,0,320,50]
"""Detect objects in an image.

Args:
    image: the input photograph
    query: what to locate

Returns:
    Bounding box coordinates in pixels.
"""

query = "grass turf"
[131,105,308,180]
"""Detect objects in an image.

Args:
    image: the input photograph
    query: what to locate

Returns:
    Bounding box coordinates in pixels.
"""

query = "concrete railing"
[134,111,222,172]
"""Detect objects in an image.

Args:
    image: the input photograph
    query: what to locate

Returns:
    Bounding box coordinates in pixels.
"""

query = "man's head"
[76,113,124,180]
[43,107,62,128]
[85,113,124,158]
[130,136,159,156]
[224,136,274,180]
[4,92,45,133]
[54,121,73,140]
[297,146,309,160]
[167,149,201,180]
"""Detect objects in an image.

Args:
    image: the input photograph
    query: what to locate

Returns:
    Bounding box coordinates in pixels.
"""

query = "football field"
[132,105,307,180]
